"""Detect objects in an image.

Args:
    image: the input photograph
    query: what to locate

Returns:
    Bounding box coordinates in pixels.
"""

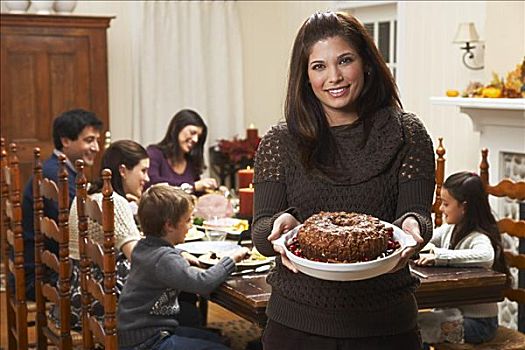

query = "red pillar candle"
[237,166,254,190]
[246,123,259,144]
[239,184,254,217]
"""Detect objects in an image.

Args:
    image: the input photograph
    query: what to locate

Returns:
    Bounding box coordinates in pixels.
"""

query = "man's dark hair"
[52,109,103,150]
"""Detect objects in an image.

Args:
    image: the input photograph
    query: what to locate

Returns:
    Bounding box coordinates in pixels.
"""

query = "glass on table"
[205,229,227,241]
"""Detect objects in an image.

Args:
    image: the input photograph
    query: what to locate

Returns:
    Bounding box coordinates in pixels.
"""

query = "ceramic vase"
[4,0,31,13]
[53,0,77,13]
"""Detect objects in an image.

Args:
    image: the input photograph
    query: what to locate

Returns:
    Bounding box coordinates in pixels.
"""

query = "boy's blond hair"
[138,184,194,237]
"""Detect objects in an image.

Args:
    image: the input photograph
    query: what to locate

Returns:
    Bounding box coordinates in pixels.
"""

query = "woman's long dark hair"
[154,109,207,175]
[89,140,148,197]
[285,11,401,176]
[445,172,511,282]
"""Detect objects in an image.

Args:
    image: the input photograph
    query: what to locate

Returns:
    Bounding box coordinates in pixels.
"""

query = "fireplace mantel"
[430,97,525,132]
[431,96,525,198]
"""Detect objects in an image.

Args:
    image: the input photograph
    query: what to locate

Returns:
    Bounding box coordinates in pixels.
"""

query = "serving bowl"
[272,221,417,281]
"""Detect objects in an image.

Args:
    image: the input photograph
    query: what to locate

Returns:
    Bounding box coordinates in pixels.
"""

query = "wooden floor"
[0,291,243,349]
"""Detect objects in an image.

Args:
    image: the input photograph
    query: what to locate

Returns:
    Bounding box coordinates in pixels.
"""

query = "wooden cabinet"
[1,14,113,184]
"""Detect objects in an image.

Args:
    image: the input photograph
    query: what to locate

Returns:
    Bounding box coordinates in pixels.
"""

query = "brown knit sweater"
[252,107,435,338]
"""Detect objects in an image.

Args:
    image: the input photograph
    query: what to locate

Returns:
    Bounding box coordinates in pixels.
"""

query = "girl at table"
[146,109,217,194]
[415,171,510,345]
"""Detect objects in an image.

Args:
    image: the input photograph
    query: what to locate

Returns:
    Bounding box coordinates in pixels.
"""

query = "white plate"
[199,251,274,270]
[176,241,239,256]
[185,227,205,242]
[272,221,417,281]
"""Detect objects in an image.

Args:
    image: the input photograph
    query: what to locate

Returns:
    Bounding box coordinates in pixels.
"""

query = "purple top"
[145,145,199,190]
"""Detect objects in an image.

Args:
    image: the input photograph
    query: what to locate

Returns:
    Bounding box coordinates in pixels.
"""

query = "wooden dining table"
[209,263,508,327]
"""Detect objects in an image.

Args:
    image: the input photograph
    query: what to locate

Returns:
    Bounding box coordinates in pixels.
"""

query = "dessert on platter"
[272,212,415,281]
[292,212,400,263]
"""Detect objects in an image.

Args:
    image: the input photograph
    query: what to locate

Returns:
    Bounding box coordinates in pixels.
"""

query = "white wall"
[4,1,523,174]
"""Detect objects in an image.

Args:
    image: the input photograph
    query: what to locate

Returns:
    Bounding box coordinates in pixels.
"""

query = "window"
[339,3,398,79]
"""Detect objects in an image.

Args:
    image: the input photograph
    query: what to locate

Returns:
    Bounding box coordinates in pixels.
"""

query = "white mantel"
[431,97,525,194]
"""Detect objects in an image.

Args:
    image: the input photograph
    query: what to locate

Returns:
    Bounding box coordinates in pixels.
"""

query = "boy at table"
[118,184,249,350]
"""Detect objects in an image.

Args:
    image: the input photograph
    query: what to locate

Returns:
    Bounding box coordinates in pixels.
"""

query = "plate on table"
[272,221,416,281]
[185,227,205,242]
[202,218,249,237]
[176,241,239,256]
[199,247,274,270]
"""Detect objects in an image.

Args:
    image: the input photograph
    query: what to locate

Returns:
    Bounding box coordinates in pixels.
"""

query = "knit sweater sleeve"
[393,113,435,246]
[112,193,142,251]
[252,124,295,257]
[155,251,235,296]
[433,232,494,268]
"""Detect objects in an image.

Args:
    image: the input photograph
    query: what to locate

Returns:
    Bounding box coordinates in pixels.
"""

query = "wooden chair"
[432,148,525,350]
[432,137,446,228]
[75,160,117,349]
[2,142,29,349]
[33,151,81,349]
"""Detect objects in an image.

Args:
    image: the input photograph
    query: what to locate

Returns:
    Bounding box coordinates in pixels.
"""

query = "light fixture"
[453,22,484,70]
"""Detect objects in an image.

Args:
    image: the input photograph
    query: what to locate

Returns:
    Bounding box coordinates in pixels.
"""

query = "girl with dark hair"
[59,140,148,329]
[252,11,435,349]
[416,171,510,345]
[147,109,217,193]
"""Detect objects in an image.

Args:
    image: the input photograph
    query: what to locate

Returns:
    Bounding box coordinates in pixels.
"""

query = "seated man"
[21,108,103,300]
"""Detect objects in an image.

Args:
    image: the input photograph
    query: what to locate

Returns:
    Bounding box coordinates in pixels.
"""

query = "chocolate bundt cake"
[296,212,393,263]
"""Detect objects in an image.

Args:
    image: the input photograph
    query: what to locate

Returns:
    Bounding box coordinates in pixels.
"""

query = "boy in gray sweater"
[118,184,249,349]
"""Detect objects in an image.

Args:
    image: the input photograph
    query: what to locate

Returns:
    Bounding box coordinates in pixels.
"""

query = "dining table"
[209,262,508,327]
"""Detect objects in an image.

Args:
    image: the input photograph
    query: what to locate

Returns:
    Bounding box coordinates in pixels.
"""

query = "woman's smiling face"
[178,125,203,154]
[307,35,365,124]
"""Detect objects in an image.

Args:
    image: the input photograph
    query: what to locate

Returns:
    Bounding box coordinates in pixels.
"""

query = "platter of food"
[198,247,274,270]
[272,212,417,281]
[201,218,249,237]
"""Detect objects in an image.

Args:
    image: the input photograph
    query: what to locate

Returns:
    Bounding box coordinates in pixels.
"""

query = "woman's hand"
[389,216,424,273]
[414,253,436,266]
[194,178,218,192]
[268,213,300,273]
[181,251,201,267]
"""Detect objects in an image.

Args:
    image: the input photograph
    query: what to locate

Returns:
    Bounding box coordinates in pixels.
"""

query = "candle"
[239,184,254,217]
[237,166,254,190]
[246,123,259,144]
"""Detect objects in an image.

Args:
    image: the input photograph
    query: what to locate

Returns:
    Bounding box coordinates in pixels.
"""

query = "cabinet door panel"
[2,34,92,183]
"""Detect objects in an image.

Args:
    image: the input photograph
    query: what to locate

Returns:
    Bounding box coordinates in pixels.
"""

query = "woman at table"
[252,11,435,350]
[146,109,217,194]
[415,172,510,346]
[63,140,148,329]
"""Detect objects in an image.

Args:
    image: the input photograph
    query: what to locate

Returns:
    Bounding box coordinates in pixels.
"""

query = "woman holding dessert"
[252,11,435,350]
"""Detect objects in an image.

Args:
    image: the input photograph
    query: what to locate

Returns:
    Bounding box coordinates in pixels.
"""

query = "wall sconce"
[453,22,484,70]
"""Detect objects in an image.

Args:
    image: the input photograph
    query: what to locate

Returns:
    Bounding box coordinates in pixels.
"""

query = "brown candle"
[239,184,254,217]
[237,166,254,190]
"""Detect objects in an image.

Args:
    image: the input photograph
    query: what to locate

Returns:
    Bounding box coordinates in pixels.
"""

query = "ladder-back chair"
[75,160,117,349]
[432,137,446,228]
[2,142,29,349]
[33,152,79,349]
[433,148,525,349]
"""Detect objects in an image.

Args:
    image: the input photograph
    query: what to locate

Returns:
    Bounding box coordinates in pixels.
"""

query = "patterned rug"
[208,319,262,350]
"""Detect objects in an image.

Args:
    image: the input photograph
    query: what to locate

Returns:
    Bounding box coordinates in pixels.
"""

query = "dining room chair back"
[33,152,76,349]
[75,160,117,350]
[432,148,525,350]
[432,137,446,228]
[2,141,29,349]
[479,148,525,304]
